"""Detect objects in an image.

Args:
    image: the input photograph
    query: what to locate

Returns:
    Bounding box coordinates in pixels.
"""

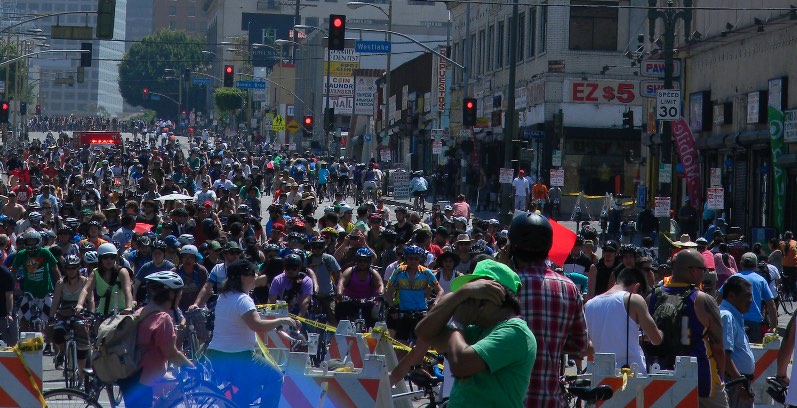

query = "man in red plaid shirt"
[504,212,588,407]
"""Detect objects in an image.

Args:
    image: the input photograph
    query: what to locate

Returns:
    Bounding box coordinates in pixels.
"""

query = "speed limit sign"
[656,89,681,121]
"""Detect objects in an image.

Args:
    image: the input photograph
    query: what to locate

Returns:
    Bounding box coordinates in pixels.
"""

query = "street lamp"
[347,0,392,161]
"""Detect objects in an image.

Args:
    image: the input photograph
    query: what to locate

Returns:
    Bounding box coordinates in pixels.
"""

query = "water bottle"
[308,333,319,356]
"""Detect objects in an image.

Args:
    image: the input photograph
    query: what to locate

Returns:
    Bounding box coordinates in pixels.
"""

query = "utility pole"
[648,0,692,261]
[500,0,520,223]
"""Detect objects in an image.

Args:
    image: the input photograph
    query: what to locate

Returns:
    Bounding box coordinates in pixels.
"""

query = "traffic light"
[0,102,9,124]
[80,42,92,67]
[142,88,149,100]
[36,104,41,115]
[325,107,334,130]
[223,65,234,87]
[328,15,346,51]
[303,115,314,132]
[96,0,117,40]
[462,97,477,127]
[622,110,634,128]
[20,102,26,116]
[183,68,191,82]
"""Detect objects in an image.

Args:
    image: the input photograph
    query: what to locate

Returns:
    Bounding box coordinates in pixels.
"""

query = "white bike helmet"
[97,243,118,257]
[145,271,184,289]
[178,234,195,245]
[83,251,99,264]
[179,245,199,258]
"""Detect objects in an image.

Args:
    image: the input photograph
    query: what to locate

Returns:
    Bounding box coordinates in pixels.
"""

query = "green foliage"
[118,29,206,117]
[214,87,245,112]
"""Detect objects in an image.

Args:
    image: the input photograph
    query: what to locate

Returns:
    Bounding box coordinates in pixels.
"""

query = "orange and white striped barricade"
[750,334,781,406]
[365,323,413,408]
[0,332,45,408]
[591,353,699,407]
[280,351,393,408]
[326,320,371,369]
[257,303,293,366]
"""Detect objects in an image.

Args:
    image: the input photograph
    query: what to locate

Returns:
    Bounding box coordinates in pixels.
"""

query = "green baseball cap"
[207,240,222,250]
[450,259,521,294]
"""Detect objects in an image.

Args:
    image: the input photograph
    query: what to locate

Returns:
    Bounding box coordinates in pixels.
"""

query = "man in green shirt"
[416,259,536,408]
[12,230,59,334]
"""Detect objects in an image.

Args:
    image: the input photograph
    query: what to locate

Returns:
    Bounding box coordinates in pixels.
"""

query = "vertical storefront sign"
[672,118,701,205]
[769,106,786,232]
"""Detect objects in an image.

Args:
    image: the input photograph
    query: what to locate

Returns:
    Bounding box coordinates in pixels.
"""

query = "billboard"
[242,13,294,68]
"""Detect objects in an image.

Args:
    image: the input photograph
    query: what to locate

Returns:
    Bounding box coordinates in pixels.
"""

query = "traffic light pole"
[325,46,332,154]
[500,0,520,223]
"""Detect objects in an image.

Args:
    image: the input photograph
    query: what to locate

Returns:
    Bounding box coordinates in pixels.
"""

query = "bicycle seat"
[407,369,441,389]
[81,367,94,376]
[568,385,614,403]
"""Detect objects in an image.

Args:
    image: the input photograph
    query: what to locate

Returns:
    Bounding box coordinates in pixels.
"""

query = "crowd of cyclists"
[4,126,797,407]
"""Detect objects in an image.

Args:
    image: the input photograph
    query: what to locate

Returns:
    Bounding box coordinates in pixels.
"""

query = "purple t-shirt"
[268,272,313,313]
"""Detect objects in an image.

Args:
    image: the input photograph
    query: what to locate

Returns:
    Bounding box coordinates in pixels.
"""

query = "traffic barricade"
[751,334,781,406]
[0,332,45,408]
[591,353,699,407]
[326,320,372,368]
[256,302,292,367]
[280,351,393,408]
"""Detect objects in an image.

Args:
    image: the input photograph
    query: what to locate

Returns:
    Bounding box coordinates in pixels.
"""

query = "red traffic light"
[332,17,343,28]
[143,88,148,94]
[466,101,474,109]
[1,103,8,110]
[225,66,233,74]
[304,117,312,125]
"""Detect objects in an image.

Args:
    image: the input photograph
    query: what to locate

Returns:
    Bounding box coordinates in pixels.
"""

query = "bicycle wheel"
[164,391,241,408]
[44,388,102,408]
[64,341,77,388]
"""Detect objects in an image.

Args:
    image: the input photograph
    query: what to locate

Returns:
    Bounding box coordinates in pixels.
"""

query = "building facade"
[446,0,648,196]
[13,0,127,116]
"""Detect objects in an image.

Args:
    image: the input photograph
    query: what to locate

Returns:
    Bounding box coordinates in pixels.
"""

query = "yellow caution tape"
[3,335,47,407]
[254,332,281,369]
[620,367,632,391]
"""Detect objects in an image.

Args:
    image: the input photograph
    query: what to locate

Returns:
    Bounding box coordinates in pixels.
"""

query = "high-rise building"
[12,0,127,117]
[153,0,209,35]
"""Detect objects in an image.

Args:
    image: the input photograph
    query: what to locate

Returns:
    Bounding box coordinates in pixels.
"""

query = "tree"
[214,88,245,112]
[118,30,206,118]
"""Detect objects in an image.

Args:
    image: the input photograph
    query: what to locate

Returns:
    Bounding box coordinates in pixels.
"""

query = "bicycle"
[403,352,447,408]
[413,191,428,214]
[57,311,96,389]
[336,296,384,333]
[559,374,614,407]
[49,366,240,408]
[766,376,787,405]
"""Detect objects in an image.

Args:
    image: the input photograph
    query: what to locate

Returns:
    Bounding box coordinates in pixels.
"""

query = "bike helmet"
[323,206,336,213]
[619,244,639,257]
[310,236,326,245]
[97,243,118,257]
[65,218,80,229]
[24,230,42,250]
[180,245,200,258]
[403,245,424,256]
[79,241,96,252]
[355,247,373,259]
[508,212,553,256]
[338,203,353,214]
[57,225,73,235]
[1,216,15,226]
[64,254,81,266]
[178,234,195,245]
[144,271,184,289]
[394,206,408,214]
[237,204,251,214]
[321,227,338,236]
[28,212,42,223]
[83,251,99,264]
[284,253,303,267]
[151,240,168,251]
[264,243,281,253]
[88,220,102,229]
[287,232,305,241]
[163,235,180,249]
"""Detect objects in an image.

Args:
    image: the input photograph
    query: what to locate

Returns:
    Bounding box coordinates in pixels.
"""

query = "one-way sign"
[656,89,681,121]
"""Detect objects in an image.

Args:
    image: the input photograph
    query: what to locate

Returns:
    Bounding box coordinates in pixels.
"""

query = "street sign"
[641,59,682,78]
[499,168,514,184]
[286,120,300,133]
[656,89,681,121]
[192,77,213,85]
[550,169,564,186]
[707,188,725,210]
[710,168,722,187]
[659,163,672,183]
[432,141,442,154]
[640,80,680,98]
[149,94,161,101]
[525,130,545,139]
[271,115,285,131]
[637,185,647,208]
[235,80,266,89]
[551,149,562,167]
[354,41,392,53]
[654,197,671,217]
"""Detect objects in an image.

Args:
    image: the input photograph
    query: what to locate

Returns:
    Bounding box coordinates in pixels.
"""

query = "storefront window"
[563,132,637,196]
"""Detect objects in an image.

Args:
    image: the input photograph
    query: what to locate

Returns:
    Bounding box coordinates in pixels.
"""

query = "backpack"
[91,308,159,383]
[642,285,695,370]
[756,265,773,283]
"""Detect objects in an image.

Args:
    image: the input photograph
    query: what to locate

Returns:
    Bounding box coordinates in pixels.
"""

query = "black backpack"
[643,285,695,370]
